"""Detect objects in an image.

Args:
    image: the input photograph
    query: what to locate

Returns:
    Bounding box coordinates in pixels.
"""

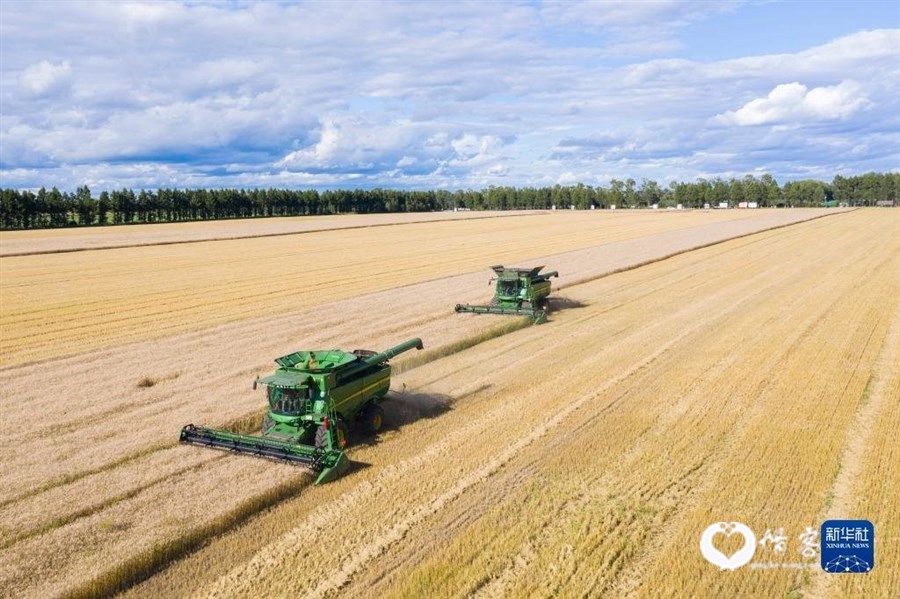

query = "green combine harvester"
[180,337,424,484]
[455,265,559,324]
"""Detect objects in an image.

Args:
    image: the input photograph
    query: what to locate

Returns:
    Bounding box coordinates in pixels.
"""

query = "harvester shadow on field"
[547,296,588,312]
[353,390,456,448]
[339,391,460,474]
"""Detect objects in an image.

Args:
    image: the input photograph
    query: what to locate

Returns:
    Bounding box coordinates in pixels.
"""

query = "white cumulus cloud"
[277,116,432,171]
[717,80,870,126]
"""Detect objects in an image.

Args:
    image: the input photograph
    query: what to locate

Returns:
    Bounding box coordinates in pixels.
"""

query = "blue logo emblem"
[821,520,874,573]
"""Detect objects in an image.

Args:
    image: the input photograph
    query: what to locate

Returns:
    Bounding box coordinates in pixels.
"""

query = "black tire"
[261,414,274,434]
[314,424,327,448]
[315,419,349,449]
[360,403,385,434]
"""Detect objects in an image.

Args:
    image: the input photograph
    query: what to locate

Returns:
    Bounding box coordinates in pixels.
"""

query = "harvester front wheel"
[315,420,349,450]
[360,403,385,434]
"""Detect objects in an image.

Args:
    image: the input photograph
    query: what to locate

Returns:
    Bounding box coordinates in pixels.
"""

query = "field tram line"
[610,298,864,597]
[2,397,266,510]
[551,211,850,334]
[0,442,174,511]
[59,473,313,599]
[806,301,900,599]
[601,233,888,595]
[3,413,183,495]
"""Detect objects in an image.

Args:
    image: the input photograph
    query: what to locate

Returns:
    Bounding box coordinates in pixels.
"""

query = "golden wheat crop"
[0,209,779,367]
[0,210,542,256]
[1,207,894,599]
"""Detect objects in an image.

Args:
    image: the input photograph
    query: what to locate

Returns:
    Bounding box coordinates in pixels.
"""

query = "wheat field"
[1,209,774,366]
[1,208,896,598]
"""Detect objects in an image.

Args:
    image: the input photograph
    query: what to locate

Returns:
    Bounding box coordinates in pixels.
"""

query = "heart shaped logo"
[700,522,757,570]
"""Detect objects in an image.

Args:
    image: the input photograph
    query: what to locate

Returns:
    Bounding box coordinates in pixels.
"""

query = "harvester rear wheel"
[360,403,385,434]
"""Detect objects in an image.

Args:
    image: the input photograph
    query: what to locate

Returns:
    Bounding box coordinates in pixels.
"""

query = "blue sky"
[1,0,898,192]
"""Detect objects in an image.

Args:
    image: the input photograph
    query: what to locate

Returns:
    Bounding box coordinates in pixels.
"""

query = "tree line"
[1,172,896,230]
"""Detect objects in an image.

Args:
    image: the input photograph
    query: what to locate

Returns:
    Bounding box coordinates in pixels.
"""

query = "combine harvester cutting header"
[455,265,559,324]
[180,337,423,484]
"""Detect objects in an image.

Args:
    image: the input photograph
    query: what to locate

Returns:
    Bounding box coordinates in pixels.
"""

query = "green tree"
[97,191,110,224]
[76,185,94,225]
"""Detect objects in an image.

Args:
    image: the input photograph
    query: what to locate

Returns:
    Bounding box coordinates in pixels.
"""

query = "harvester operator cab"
[267,385,306,416]
[497,278,520,298]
